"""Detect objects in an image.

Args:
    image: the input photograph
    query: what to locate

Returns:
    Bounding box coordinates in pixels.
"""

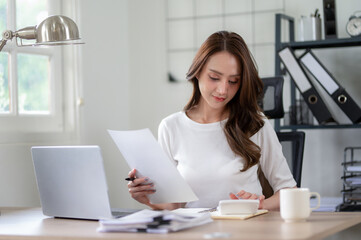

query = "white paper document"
[108,129,198,204]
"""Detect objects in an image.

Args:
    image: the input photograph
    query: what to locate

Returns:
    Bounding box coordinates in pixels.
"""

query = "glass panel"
[225,0,252,14]
[168,20,195,50]
[17,53,50,114]
[196,17,223,47]
[16,0,48,29]
[16,0,48,45]
[0,52,9,113]
[224,14,253,45]
[167,0,193,19]
[196,0,223,17]
[0,0,6,34]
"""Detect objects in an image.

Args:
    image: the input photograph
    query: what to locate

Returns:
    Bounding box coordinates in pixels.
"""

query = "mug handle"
[310,192,321,211]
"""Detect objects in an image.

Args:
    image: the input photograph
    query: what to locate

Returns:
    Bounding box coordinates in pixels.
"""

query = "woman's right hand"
[127,169,156,206]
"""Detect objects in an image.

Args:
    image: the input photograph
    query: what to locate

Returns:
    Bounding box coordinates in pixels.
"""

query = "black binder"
[300,50,361,123]
[278,47,334,124]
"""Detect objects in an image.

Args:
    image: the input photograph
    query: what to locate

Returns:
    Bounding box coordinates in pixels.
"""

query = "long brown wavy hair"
[185,31,264,172]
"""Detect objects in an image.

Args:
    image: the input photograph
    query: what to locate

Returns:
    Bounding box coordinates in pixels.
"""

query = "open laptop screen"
[31,145,119,220]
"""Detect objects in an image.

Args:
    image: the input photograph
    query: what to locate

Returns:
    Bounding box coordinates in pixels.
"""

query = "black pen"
[125,177,135,181]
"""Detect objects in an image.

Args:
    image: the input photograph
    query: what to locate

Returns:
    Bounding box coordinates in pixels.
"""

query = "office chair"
[276,131,305,187]
[260,76,285,119]
[258,76,306,198]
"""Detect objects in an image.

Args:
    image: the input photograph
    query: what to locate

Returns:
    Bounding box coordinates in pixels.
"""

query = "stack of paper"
[310,197,343,212]
[172,208,268,220]
[97,209,212,233]
[346,176,361,186]
[346,166,361,172]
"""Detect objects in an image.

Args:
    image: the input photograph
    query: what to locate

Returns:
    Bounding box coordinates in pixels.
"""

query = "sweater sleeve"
[258,119,297,193]
[157,118,178,165]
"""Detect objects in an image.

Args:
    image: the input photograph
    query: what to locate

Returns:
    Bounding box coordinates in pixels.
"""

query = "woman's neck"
[186,101,228,124]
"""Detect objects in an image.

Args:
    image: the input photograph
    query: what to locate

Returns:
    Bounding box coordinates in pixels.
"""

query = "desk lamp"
[0,15,83,51]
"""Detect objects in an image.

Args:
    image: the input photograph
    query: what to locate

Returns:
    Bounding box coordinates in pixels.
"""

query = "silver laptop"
[31,145,137,220]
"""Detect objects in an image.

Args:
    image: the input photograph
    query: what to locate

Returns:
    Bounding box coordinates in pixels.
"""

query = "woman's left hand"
[229,190,265,209]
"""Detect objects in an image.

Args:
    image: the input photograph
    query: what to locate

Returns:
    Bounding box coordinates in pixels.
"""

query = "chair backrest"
[260,76,285,119]
[276,131,305,188]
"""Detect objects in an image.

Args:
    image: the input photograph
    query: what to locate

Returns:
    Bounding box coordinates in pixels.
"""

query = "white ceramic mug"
[299,16,322,41]
[280,188,321,222]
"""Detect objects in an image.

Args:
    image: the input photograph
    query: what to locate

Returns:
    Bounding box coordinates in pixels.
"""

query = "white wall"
[76,0,134,208]
[1,0,360,208]
[128,0,192,131]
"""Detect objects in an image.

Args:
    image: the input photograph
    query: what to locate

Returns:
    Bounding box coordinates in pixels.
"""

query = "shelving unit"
[274,13,361,131]
[338,147,361,211]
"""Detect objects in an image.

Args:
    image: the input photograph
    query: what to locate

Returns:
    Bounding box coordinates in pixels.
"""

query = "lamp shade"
[35,15,81,45]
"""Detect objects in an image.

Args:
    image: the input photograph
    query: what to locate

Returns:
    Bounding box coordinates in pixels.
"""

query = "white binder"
[278,47,333,124]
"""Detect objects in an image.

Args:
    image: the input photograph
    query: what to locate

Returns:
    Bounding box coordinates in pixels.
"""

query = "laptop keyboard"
[111,208,139,218]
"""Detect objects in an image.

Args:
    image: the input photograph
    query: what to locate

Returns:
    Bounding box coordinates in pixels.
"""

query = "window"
[0,0,63,132]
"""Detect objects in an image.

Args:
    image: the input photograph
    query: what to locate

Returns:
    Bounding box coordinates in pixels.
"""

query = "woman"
[127,31,296,211]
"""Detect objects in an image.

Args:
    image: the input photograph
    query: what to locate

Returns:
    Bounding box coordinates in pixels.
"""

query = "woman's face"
[197,51,241,111]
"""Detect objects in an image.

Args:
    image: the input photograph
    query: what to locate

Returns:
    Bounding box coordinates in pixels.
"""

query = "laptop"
[31,145,137,220]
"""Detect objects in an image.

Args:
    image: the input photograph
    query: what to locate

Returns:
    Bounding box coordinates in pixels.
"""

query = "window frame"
[0,0,65,133]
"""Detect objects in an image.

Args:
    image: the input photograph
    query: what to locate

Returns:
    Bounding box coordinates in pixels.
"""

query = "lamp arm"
[15,26,36,40]
[0,30,15,52]
[0,39,7,52]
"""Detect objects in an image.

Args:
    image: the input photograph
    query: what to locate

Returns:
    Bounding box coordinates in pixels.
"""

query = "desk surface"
[1,207,361,240]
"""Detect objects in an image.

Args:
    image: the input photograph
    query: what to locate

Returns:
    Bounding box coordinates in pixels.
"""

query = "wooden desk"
[1,207,361,240]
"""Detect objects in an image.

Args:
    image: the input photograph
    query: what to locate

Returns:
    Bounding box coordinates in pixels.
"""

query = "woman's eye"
[209,76,219,81]
[229,80,238,85]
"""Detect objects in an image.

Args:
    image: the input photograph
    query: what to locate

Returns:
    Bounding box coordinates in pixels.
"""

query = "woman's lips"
[213,96,226,102]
